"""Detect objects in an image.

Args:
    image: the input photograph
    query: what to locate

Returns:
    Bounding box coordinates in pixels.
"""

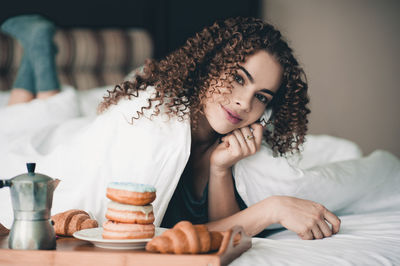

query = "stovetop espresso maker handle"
[0,179,11,188]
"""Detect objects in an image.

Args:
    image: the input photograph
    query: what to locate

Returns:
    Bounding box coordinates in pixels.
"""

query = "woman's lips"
[221,105,242,124]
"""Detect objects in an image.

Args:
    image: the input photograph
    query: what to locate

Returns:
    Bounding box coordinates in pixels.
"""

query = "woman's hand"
[208,123,263,221]
[210,123,263,173]
[208,123,263,220]
[269,196,341,240]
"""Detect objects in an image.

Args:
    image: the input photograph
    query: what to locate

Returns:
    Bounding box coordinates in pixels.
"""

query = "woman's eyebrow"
[238,65,254,83]
[260,89,275,96]
[238,65,276,96]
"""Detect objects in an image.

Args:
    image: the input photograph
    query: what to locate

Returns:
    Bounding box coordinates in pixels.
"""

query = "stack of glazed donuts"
[102,182,156,239]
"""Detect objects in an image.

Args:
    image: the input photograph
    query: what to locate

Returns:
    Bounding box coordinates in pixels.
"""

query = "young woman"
[4,15,396,241]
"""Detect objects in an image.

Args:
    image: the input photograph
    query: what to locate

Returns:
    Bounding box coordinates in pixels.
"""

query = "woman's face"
[203,50,283,134]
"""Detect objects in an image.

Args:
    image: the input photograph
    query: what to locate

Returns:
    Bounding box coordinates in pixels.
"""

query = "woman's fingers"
[308,217,339,240]
[233,123,264,155]
[250,123,263,150]
[318,219,333,237]
[223,133,243,157]
[298,220,334,240]
[313,208,340,238]
[237,127,256,153]
[324,210,341,234]
[212,123,264,169]
[311,225,325,239]
[298,230,314,240]
[298,223,331,240]
[232,129,249,151]
[302,209,340,240]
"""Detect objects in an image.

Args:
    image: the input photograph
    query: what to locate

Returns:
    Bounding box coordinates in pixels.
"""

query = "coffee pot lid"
[12,163,53,183]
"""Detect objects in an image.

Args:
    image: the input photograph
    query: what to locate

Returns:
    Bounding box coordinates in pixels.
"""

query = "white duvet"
[234,211,400,265]
[0,86,399,265]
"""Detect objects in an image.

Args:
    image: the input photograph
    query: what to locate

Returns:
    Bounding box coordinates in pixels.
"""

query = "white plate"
[73,227,165,250]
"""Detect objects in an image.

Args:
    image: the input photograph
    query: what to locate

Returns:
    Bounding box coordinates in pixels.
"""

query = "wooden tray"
[0,226,251,266]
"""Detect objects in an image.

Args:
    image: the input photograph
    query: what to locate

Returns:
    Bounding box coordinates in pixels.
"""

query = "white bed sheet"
[233,211,400,265]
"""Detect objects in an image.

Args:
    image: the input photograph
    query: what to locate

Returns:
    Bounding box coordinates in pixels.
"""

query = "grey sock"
[27,21,60,92]
[12,54,35,94]
[1,15,60,92]
[1,15,39,94]
[1,15,44,43]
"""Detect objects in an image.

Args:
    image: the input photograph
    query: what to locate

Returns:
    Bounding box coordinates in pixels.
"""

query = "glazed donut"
[105,201,155,224]
[102,220,155,239]
[106,182,156,206]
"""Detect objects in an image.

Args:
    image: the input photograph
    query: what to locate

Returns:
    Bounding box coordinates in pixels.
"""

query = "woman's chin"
[210,123,235,135]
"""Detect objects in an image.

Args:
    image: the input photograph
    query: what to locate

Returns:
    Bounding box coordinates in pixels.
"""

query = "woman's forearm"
[207,195,341,240]
[208,167,241,221]
[206,196,276,237]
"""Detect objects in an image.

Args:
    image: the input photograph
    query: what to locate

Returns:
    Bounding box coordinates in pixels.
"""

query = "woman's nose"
[234,92,252,112]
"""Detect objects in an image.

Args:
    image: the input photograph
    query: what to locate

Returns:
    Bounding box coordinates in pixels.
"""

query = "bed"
[1,28,400,266]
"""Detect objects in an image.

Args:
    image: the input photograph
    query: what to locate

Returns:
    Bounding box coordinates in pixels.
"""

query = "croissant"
[51,209,98,236]
[0,223,9,236]
[146,221,224,254]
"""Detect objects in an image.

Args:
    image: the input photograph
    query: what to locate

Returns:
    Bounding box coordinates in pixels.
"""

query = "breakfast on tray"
[103,182,157,239]
[48,180,247,257]
[52,209,99,236]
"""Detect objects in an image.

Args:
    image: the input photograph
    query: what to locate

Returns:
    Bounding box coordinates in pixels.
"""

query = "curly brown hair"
[98,17,310,156]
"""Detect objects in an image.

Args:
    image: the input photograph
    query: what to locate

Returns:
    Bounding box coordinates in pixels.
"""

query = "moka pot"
[0,163,60,250]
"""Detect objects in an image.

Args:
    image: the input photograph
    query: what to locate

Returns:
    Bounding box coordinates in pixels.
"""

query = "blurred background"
[264,0,400,158]
[1,0,399,157]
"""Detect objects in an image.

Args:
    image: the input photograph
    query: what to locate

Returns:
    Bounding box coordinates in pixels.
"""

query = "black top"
[160,174,247,228]
[160,174,285,238]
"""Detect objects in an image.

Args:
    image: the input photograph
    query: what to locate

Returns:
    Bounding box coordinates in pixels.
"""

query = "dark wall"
[1,0,261,59]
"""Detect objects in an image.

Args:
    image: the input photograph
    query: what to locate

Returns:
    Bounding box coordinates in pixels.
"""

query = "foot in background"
[7,89,34,105]
[1,14,60,102]
[1,16,38,104]
[1,14,46,44]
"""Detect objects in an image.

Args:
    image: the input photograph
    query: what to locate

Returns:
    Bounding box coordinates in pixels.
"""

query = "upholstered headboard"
[0,28,153,91]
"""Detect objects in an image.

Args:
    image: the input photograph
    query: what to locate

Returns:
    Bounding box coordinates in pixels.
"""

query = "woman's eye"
[234,74,244,85]
[255,94,268,104]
